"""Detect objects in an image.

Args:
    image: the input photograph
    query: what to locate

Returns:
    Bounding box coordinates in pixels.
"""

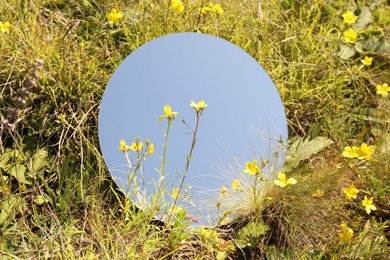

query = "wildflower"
[159,104,178,121]
[342,183,360,200]
[360,56,373,66]
[357,143,374,160]
[0,21,10,34]
[190,100,208,112]
[339,221,353,243]
[342,146,359,158]
[212,3,224,14]
[231,179,240,189]
[106,8,123,25]
[376,83,390,97]
[147,143,154,155]
[130,140,143,151]
[20,184,27,192]
[342,10,358,24]
[200,6,213,14]
[171,188,180,199]
[171,0,184,15]
[220,186,227,196]
[312,189,325,198]
[118,139,131,151]
[243,160,261,176]
[343,28,358,44]
[274,172,297,188]
[362,195,377,214]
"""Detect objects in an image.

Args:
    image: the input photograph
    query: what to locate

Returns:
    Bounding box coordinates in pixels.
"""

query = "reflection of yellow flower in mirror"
[342,183,359,200]
[339,221,353,243]
[360,56,372,66]
[376,83,390,97]
[343,28,358,44]
[342,10,358,24]
[274,172,297,188]
[362,195,376,214]
[171,188,180,199]
[130,140,143,151]
[171,0,184,15]
[118,139,130,151]
[231,179,240,189]
[0,21,10,34]
[159,104,178,121]
[106,8,123,25]
[220,186,227,196]
[243,160,261,176]
[190,100,208,112]
[342,146,359,158]
[147,143,154,155]
[357,143,374,160]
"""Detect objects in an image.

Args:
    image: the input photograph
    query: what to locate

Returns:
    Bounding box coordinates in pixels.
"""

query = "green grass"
[1,0,389,259]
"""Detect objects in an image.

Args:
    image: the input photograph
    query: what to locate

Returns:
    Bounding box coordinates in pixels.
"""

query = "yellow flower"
[342,183,360,200]
[243,160,261,176]
[212,3,224,14]
[274,172,297,188]
[171,0,184,15]
[0,21,10,34]
[220,186,228,196]
[231,179,240,189]
[147,143,154,155]
[357,143,374,160]
[376,83,390,97]
[190,100,208,112]
[339,221,353,243]
[200,6,213,14]
[360,56,373,66]
[130,140,143,151]
[342,146,359,158]
[118,139,131,151]
[171,188,180,199]
[106,8,123,25]
[342,10,358,24]
[312,189,325,198]
[159,104,178,121]
[362,195,377,214]
[343,28,358,44]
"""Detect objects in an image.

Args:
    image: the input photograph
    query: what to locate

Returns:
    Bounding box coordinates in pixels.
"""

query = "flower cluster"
[341,10,359,44]
[200,3,224,15]
[342,142,375,160]
[118,137,154,155]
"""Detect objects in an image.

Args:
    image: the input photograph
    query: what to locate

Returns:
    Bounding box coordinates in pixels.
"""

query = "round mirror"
[98,32,287,226]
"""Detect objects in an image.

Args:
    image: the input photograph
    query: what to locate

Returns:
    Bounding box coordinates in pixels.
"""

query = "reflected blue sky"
[98,32,287,225]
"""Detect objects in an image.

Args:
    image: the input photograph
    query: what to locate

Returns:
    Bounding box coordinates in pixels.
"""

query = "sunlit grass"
[1,0,389,258]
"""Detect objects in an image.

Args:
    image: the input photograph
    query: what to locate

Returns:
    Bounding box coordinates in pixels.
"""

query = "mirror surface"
[98,32,288,226]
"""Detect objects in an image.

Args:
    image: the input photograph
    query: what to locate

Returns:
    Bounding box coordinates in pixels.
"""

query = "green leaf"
[7,164,30,185]
[338,44,356,59]
[283,137,334,172]
[354,7,372,29]
[0,148,13,170]
[34,195,49,205]
[0,196,25,226]
[236,221,268,248]
[32,149,48,172]
[355,35,390,54]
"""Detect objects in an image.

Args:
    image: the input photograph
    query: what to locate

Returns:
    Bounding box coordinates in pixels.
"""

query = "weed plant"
[0,0,389,259]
